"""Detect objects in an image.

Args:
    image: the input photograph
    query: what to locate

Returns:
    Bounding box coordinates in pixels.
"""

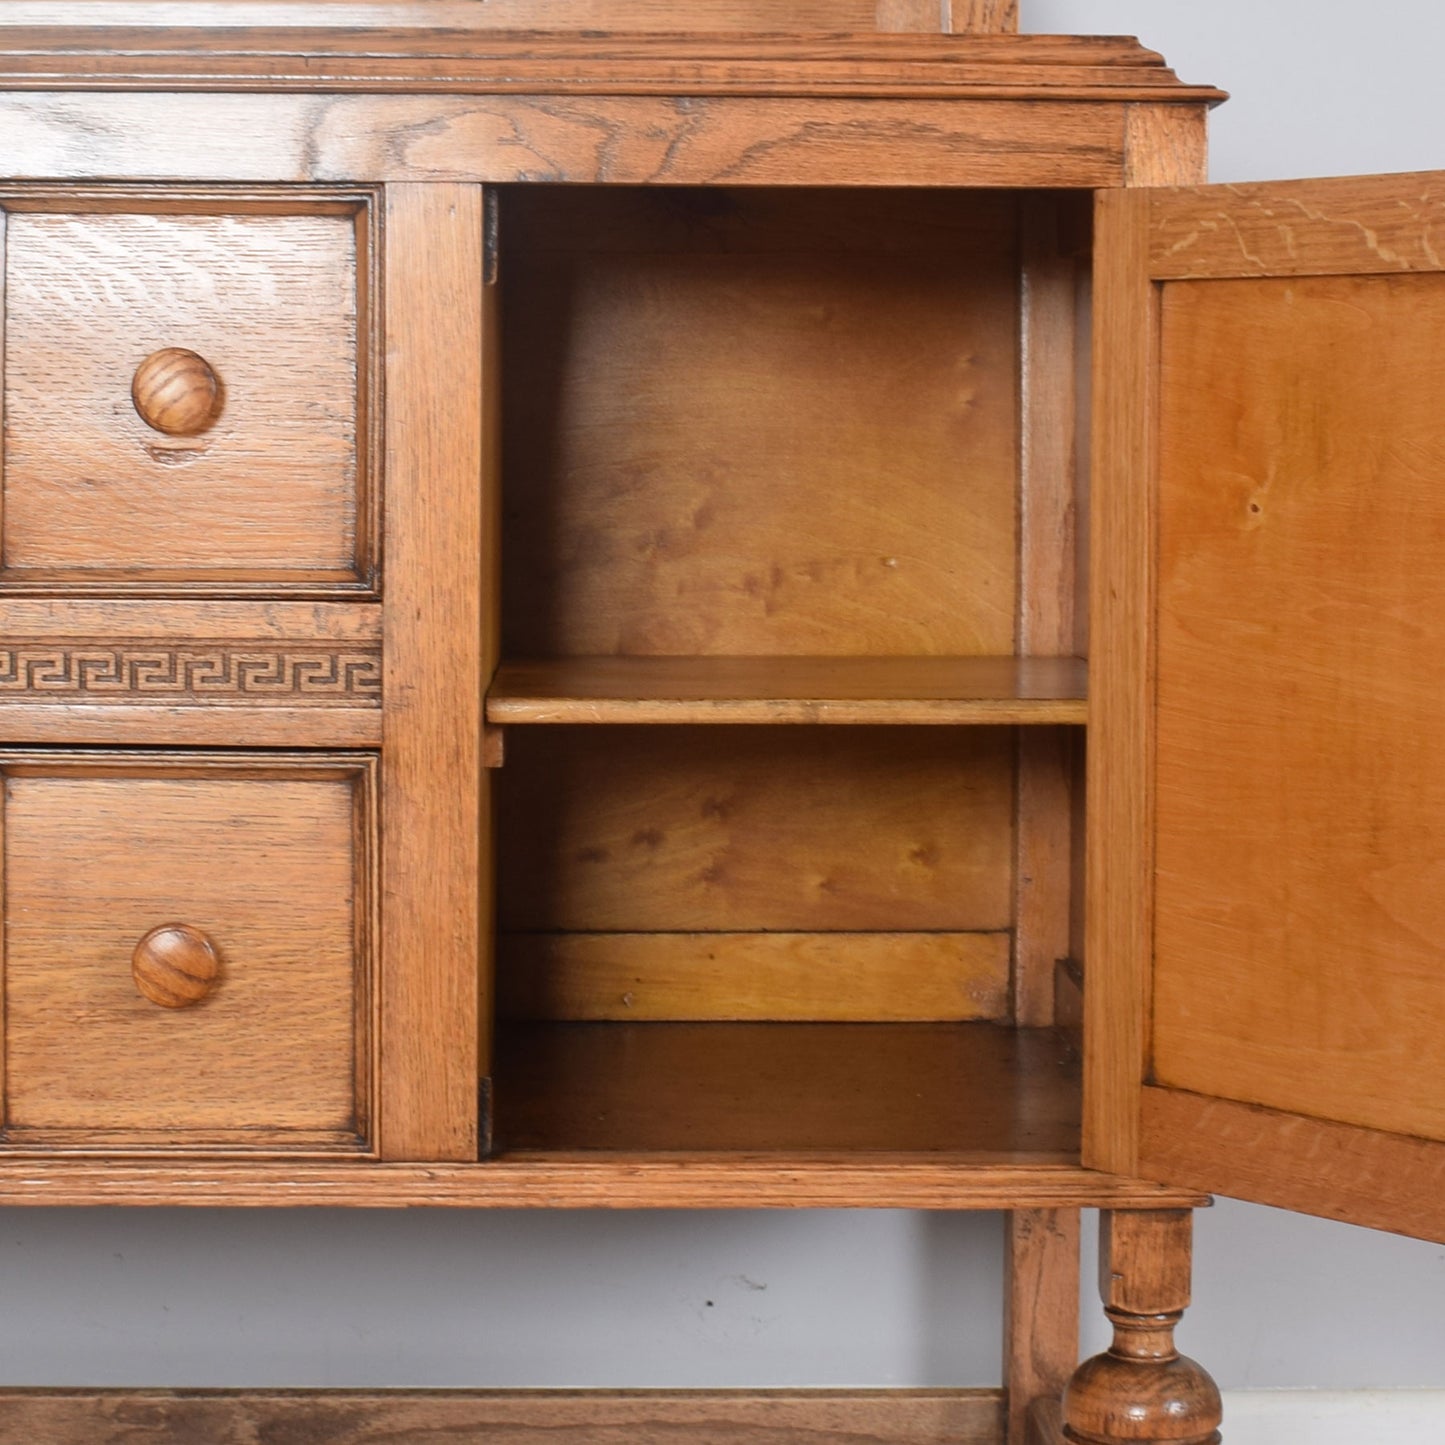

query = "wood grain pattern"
[951,0,1018,31]
[1081,189,1154,1178]
[0,600,380,641]
[1,193,375,591]
[0,704,381,748]
[1121,102,1209,188]
[503,188,1019,659]
[876,0,950,30]
[1152,272,1445,1146]
[0,94,1134,188]
[379,183,484,1161]
[1140,1087,1445,1244]
[495,1022,1081,1157]
[1003,1209,1079,1445]
[497,726,1015,935]
[488,657,1087,726]
[497,931,1010,1022]
[1150,170,1445,279]
[0,1389,1005,1445]
[0,1157,1207,1211]
[0,753,374,1152]
[0,31,1224,102]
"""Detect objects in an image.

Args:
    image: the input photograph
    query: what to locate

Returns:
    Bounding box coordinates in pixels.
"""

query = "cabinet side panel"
[1082,190,1156,1176]
[379,183,484,1160]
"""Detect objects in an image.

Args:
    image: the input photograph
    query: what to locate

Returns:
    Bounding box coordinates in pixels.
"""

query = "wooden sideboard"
[0,4,1440,1441]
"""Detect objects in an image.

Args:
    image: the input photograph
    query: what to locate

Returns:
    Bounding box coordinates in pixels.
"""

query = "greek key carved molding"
[0,643,382,705]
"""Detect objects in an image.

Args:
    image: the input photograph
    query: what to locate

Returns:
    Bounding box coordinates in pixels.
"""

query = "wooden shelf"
[486,656,1087,726]
[0,1159,1205,1211]
[493,1021,1081,1159]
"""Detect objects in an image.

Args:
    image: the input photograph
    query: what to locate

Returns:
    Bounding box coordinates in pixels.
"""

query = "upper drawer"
[0,188,378,596]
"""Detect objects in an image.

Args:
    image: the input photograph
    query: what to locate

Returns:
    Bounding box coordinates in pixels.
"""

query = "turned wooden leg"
[1060,1209,1221,1445]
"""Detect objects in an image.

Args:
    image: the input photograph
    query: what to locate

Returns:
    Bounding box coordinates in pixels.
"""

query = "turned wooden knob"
[132,924,221,1009]
[131,347,221,435]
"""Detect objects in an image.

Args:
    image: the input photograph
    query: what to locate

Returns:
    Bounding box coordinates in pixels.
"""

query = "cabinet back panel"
[501,189,1019,657]
[497,725,1014,935]
[1152,273,1445,1144]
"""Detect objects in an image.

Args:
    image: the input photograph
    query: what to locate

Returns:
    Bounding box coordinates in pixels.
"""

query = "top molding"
[0,29,1226,102]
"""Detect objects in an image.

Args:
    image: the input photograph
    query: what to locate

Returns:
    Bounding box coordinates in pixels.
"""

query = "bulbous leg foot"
[1061,1210,1221,1445]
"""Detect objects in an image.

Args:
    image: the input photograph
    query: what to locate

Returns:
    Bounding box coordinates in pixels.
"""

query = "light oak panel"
[0,94,1132,188]
[0,754,374,1152]
[0,1389,1006,1445]
[1141,1087,1445,1245]
[1,193,374,591]
[1081,189,1155,1176]
[497,726,1015,934]
[1149,169,1445,279]
[498,931,1011,1022]
[379,183,485,1161]
[488,656,1087,727]
[503,189,1019,659]
[0,601,380,642]
[1151,272,1445,1144]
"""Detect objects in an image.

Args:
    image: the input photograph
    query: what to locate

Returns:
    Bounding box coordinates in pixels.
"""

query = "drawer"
[0,189,377,594]
[0,752,376,1152]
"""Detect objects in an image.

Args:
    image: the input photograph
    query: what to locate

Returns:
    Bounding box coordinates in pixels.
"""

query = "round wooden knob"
[132,924,221,1009]
[131,347,221,436]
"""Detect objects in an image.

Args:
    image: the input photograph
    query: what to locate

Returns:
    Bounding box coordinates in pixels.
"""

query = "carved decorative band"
[0,644,382,706]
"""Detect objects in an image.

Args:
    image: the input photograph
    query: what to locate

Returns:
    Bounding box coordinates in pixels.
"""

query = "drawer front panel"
[0,752,376,1152]
[0,190,377,594]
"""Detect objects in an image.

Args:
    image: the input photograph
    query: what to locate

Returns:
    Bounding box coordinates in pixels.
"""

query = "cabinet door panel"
[1086,170,1445,1242]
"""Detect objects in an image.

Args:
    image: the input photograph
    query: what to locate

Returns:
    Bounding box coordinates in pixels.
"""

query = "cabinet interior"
[485,185,1092,1162]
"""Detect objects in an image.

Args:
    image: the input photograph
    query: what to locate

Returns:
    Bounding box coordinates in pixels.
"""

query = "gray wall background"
[2,0,1443,1391]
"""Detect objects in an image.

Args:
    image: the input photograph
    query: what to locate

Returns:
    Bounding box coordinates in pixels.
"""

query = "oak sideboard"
[0,4,1439,1442]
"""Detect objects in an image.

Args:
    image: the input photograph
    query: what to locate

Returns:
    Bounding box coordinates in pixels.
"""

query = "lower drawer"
[0,752,375,1153]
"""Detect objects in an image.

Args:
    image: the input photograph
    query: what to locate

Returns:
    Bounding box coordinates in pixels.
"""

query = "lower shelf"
[493,1021,1080,1158]
[0,1390,1008,1445]
[0,1021,1207,1211]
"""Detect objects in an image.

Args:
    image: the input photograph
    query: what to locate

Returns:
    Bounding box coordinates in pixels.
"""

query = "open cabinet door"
[1085,172,1445,1242]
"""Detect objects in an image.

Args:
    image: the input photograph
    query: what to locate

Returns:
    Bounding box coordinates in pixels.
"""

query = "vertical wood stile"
[478,191,501,1149]
[1003,1208,1080,1445]
[380,183,486,1161]
[947,0,1020,31]
[1123,105,1210,188]
[1082,191,1155,1177]
[876,0,1019,31]
[1083,109,1204,1174]
[1014,195,1079,1029]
